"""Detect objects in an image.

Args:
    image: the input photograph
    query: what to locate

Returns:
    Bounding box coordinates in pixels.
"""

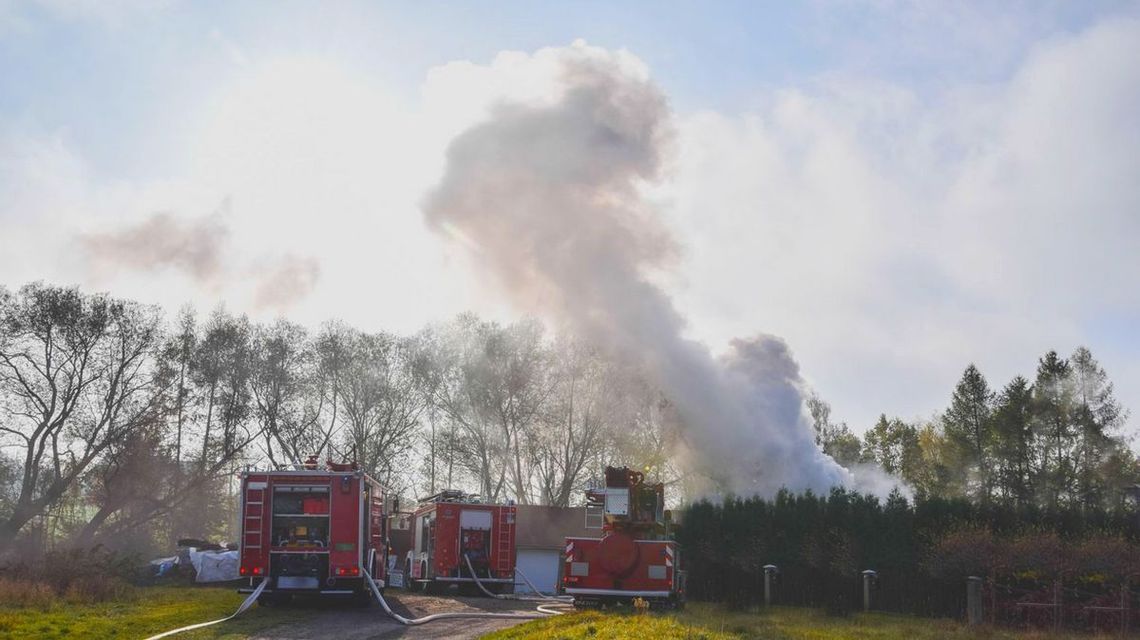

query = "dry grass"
[0,578,57,608]
[0,575,137,608]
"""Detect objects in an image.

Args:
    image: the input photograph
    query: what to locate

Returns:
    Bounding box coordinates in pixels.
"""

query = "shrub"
[0,545,139,606]
[0,577,56,608]
[62,575,136,604]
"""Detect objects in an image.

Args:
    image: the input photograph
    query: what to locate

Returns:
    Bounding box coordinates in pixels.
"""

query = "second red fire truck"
[404,490,517,594]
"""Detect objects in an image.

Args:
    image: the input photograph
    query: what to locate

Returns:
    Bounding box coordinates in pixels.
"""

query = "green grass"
[482,603,1104,640]
[0,585,304,640]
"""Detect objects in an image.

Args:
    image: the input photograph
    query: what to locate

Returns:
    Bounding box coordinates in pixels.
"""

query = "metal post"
[763,565,778,606]
[861,570,877,612]
[1054,579,1062,632]
[967,576,984,625]
[1122,581,1128,637]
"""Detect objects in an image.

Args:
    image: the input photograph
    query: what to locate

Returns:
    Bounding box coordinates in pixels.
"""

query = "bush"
[0,545,139,606]
[64,575,136,604]
[0,577,56,608]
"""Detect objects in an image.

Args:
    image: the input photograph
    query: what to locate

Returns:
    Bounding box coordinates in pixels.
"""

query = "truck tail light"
[241,566,263,576]
[335,566,360,577]
[252,566,263,576]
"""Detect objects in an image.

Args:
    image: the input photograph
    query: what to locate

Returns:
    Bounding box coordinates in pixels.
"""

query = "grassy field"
[0,585,304,640]
[0,587,1114,640]
[482,603,1106,640]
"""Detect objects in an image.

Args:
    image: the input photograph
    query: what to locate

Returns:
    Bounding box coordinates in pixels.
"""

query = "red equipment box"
[302,497,328,514]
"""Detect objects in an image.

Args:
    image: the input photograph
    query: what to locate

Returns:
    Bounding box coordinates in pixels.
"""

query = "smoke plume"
[251,254,321,312]
[80,212,228,284]
[423,44,855,495]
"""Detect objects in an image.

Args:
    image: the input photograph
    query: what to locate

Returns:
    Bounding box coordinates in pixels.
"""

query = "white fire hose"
[463,554,574,605]
[141,578,268,640]
[143,560,567,638]
[362,566,555,624]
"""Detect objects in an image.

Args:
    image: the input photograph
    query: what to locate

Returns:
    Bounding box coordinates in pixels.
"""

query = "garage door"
[515,549,559,594]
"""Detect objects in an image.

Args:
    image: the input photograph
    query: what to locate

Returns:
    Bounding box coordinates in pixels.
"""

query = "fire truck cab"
[561,467,685,608]
[238,459,390,603]
[404,490,517,594]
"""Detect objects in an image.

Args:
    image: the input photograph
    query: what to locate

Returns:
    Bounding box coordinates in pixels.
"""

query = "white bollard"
[861,570,878,612]
[966,576,984,625]
[762,564,778,606]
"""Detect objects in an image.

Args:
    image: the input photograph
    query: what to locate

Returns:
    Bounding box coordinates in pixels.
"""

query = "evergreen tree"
[943,364,996,502]
[1032,351,1074,507]
[1069,347,1128,508]
[992,376,1034,505]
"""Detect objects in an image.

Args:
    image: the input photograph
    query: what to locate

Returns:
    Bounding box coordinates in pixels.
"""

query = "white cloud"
[0,18,1136,437]
[664,17,1140,431]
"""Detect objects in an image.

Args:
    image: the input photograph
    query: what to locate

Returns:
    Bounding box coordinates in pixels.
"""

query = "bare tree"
[533,340,612,506]
[0,284,162,548]
[249,320,324,468]
[340,331,427,487]
[421,316,508,500]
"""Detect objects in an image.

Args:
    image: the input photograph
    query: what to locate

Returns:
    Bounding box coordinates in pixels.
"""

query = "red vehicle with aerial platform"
[404,490,517,594]
[561,467,685,608]
[238,458,392,603]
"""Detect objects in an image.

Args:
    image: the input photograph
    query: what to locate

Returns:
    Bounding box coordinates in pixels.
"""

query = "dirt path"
[248,592,543,639]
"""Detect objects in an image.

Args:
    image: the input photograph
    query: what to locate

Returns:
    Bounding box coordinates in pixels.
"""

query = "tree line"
[0,282,676,557]
[1,281,1135,559]
[811,351,1136,510]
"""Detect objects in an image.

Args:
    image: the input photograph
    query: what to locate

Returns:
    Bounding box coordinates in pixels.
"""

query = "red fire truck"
[403,490,517,594]
[561,467,685,608]
[238,459,391,603]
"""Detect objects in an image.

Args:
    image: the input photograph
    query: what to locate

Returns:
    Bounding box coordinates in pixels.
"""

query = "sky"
[1,0,1138,434]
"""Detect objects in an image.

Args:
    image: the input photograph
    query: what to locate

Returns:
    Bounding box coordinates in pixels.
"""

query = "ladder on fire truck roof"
[495,508,512,573]
[243,482,267,551]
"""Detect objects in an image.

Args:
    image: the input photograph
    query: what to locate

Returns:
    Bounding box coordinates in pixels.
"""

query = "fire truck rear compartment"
[458,508,493,577]
[271,485,331,590]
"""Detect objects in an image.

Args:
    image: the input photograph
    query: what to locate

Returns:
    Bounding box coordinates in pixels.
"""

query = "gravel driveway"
[248,591,543,639]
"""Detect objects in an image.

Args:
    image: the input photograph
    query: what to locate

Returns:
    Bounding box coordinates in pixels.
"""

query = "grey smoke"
[423,47,854,495]
[252,254,321,312]
[80,212,228,284]
[80,211,321,310]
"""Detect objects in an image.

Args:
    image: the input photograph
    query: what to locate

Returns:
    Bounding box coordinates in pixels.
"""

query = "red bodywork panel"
[238,470,388,594]
[562,535,682,600]
[408,502,516,583]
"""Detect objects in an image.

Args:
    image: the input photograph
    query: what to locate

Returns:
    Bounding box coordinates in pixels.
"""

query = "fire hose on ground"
[362,563,558,625]
[143,559,566,638]
[141,578,268,640]
[462,554,575,608]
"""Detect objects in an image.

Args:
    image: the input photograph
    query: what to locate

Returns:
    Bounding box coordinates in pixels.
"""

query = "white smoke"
[424,42,887,496]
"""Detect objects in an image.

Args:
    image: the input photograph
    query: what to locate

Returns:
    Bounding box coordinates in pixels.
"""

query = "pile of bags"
[148,538,240,583]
